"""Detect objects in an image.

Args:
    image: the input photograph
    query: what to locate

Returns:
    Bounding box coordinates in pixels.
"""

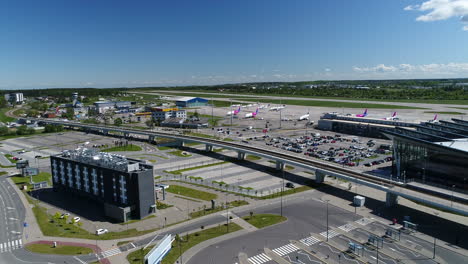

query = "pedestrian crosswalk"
[0,239,22,253]
[248,253,271,264]
[355,217,374,226]
[272,243,299,256]
[299,236,321,246]
[97,247,121,259]
[338,223,357,232]
[320,229,340,239]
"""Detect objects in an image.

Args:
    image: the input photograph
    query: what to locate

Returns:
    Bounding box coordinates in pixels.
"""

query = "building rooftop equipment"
[59,148,143,172]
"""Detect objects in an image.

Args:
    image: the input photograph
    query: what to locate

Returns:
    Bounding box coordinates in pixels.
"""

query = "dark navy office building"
[51,148,155,222]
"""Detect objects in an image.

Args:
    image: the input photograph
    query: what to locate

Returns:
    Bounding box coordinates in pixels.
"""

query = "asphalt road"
[187,196,355,264]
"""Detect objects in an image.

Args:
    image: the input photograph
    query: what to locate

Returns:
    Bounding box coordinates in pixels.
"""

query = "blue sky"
[1,0,468,89]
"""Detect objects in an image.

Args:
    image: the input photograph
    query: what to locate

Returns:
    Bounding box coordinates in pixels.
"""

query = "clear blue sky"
[1,0,467,89]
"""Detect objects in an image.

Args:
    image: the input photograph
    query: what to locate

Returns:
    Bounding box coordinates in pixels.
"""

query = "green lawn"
[117,240,133,246]
[25,243,93,255]
[101,144,142,152]
[0,171,7,176]
[168,150,192,157]
[0,108,15,122]
[157,146,172,151]
[31,204,156,240]
[242,98,426,109]
[165,161,229,175]
[5,154,18,163]
[246,155,261,161]
[11,172,52,189]
[166,185,217,201]
[127,223,243,264]
[242,214,287,228]
[153,91,468,105]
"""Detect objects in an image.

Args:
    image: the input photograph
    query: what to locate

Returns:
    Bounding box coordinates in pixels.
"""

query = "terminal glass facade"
[392,137,468,190]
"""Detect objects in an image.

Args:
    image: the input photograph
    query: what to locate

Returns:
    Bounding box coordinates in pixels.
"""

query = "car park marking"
[338,223,356,232]
[299,236,321,246]
[247,253,271,264]
[272,243,299,256]
[0,239,22,253]
[319,229,340,239]
[98,247,122,259]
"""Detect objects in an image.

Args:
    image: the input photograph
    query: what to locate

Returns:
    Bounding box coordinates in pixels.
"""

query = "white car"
[73,217,81,223]
[96,228,108,235]
[60,213,70,219]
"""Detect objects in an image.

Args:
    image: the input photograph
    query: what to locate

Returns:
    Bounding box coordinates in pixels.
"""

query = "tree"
[0,126,9,136]
[16,125,28,135]
[0,97,7,108]
[250,211,254,218]
[114,118,123,126]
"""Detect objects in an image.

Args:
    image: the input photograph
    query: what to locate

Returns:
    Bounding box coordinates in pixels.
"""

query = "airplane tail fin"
[363,109,368,115]
[434,114,438,121]
[392,112,396,117]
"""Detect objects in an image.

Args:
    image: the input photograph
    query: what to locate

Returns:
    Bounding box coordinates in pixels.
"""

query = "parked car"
[285,182,295,188]
[96,228,108,235]
[73,217,81,223]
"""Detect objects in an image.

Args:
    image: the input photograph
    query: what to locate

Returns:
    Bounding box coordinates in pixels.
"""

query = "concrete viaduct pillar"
[315,171,326,183]
[148,135,156,143]
[237,151,246,160]
[177,140,185,147]
[386,193,399,207]
[275,161,284,171]
[205,144,213,152]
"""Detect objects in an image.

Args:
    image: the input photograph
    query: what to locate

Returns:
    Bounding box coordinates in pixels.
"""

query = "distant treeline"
[0,88,129,103]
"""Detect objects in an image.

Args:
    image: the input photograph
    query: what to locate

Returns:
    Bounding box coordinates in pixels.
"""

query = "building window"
[67,163,73,188]
[75,165,81,190]
[113,177,117,202]
[100,173,104,197]
[83,169,90,193]
[52,160,58,183]
[91,169,98,195]
[59,161,65,184]
[119,175,127,204]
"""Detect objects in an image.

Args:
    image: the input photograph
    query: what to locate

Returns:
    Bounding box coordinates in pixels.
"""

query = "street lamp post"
[280,169,285,217]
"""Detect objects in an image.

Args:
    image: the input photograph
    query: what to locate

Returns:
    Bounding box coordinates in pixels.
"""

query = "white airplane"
[245,108,259,118]
[428,114,438,123]
[258,104,267,109]
[226,106,241,116]
[298,112,310,121]
[270,105,285,111]
[383,112,398,120]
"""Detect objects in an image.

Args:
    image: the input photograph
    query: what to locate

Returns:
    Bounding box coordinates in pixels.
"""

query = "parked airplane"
[298,112,310,121]
[383,112,398,120]
[270,105,285,111]
[356,109,368,117]
[245,108,259,118]
[428,114,438,123]
[226,106,241,116]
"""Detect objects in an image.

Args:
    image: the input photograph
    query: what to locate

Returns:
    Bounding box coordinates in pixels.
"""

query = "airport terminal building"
[383,118,468,192]
[50,148,155,222]
[318,112,417,138]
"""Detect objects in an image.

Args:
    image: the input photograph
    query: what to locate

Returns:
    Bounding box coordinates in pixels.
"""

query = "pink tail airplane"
[383,112,397,120]
[245,108,259,118]
[233,106,241,115]
[356,109,368,117]
[429,114,438,123]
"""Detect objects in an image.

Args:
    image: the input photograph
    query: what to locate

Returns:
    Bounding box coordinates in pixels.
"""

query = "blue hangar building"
[174,97,208,108]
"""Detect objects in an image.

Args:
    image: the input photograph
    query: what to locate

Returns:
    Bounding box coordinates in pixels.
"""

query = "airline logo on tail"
[234,106,241,115]
[356,109,368,117]
[253,108,259,116]
[392,112,396,117]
